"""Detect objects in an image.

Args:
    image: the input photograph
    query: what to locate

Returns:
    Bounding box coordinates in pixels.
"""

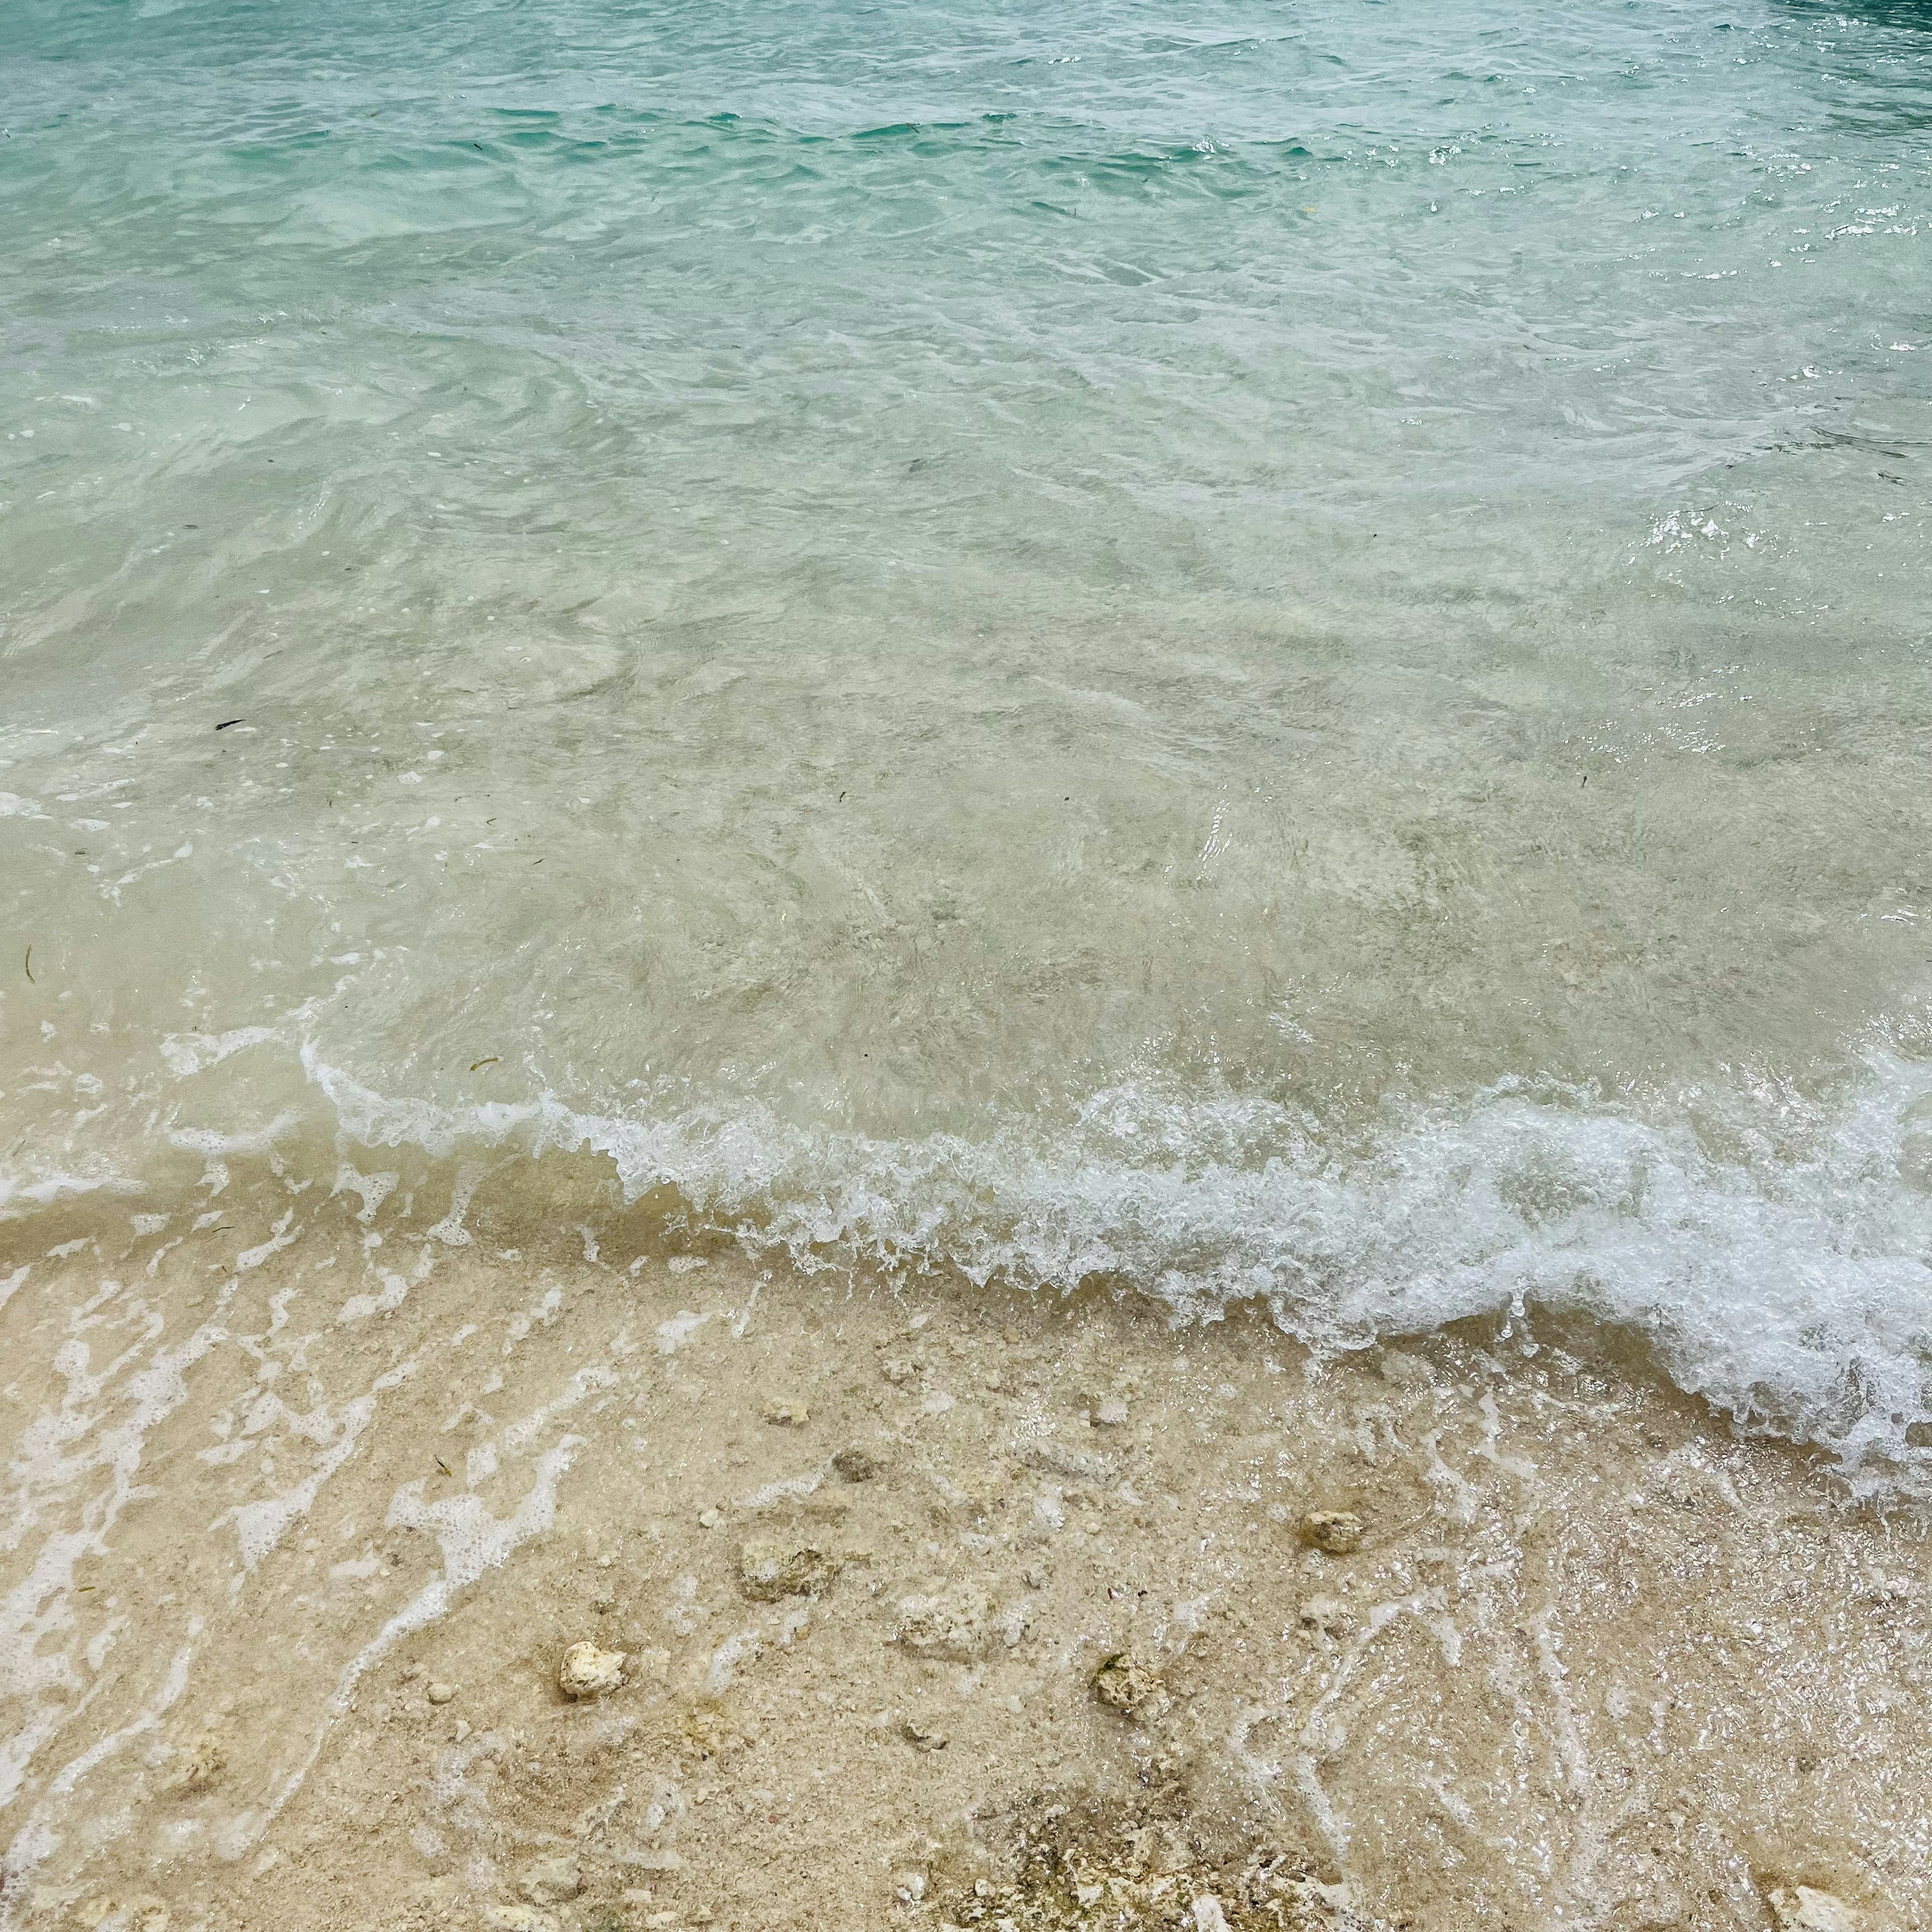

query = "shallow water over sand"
[4,6,1932,1907]
[6,0,1932,1478]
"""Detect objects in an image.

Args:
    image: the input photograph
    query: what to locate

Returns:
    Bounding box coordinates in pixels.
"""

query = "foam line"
[299,1045,1932,1492]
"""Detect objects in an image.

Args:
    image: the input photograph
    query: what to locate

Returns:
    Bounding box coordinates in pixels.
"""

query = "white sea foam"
[220,1359,416,1574]
[297,1043,1932,1493]
[239,1435,585,1855]
[158,1027,279,1079]
[0,1302,229,1814]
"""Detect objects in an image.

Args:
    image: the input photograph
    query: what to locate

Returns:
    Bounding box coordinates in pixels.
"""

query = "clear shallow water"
[3,0,1932,1479]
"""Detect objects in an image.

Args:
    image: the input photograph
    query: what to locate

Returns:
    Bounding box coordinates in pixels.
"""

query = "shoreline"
[2,1187,1927,1931]
[7,5,1932,1927]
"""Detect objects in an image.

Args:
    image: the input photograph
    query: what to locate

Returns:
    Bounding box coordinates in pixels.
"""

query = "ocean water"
[4,0,1932,1484]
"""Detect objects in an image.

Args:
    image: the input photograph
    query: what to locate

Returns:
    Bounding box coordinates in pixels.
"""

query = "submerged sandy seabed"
[1,1166,1928,1932]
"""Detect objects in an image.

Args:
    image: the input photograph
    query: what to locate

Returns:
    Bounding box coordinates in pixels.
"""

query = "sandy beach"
[5,1165,1926,1932]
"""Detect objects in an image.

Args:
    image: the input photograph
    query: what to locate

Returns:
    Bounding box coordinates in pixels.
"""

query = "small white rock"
[894,1871,928,1905]
[1299,1508,1364,1555]
[1768,1887,1862,1932]
[557,1640,626,1700]
[895,1586,991,1662]
[1191,1897,1230,1932]
[1092,1652,1170,1721]
[1093,1397,1130,1427]
[697,1506,725,1528]
[425,1680,457,1705]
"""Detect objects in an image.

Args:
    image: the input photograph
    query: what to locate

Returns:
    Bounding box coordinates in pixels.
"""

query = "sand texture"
[2,1177,1927,1932]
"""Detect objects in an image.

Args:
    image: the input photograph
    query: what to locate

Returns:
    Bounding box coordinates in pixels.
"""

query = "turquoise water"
[4,0,1932,1476]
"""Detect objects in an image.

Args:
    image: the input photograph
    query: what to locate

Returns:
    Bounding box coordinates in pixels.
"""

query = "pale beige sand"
[2,1175,1927,1932]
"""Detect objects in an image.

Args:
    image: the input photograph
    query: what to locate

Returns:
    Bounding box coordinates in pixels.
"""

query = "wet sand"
[2,1172,1927,1932]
